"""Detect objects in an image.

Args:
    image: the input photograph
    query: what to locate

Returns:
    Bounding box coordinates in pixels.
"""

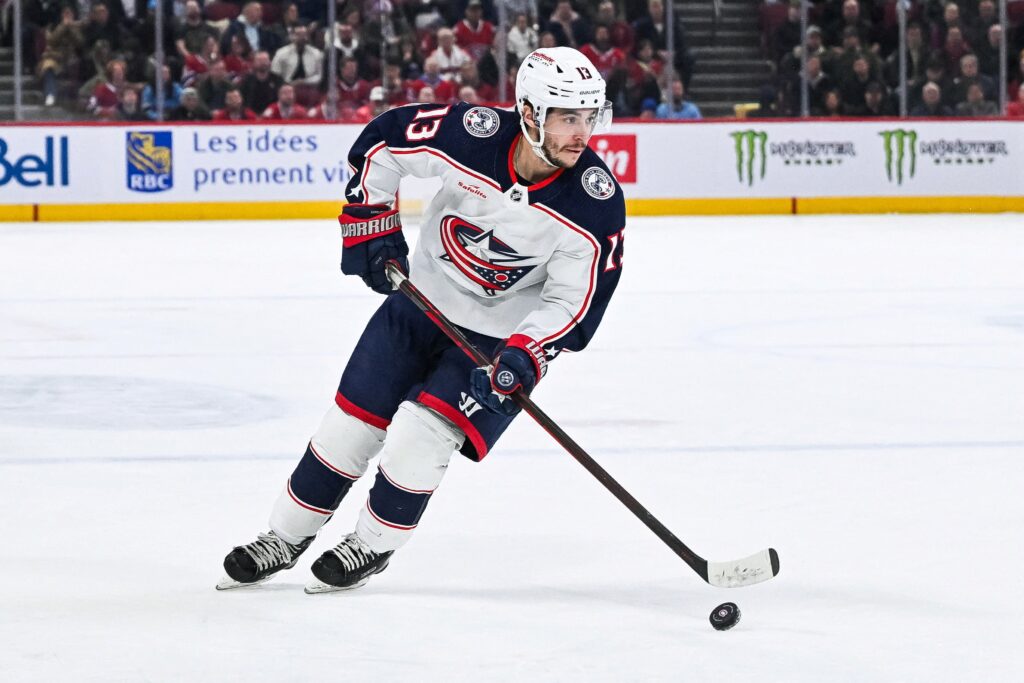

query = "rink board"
[1,118,1022,219]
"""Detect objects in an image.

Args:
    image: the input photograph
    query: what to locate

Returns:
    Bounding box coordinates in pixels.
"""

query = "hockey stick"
[385,261,779,588]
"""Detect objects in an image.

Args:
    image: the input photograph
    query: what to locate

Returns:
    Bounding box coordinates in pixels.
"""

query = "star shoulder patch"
[463,106,500,138]
[581,167,615,200]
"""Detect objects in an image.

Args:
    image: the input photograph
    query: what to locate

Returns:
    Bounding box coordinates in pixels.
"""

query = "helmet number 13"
[576,66,593,80]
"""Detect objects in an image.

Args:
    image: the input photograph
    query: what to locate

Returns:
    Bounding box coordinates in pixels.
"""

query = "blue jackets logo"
[126,131,173,192]
[0,136,69,187]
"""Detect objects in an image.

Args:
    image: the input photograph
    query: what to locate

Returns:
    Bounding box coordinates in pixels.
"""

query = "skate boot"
[216,531,314,590]
[305,532,393,594]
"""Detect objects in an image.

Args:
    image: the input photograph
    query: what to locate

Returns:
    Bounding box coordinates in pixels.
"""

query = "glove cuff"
[505,334,548,381]
[339,204,402,247]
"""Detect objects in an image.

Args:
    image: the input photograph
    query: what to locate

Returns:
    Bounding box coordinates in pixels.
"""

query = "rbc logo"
[126,131,172,192]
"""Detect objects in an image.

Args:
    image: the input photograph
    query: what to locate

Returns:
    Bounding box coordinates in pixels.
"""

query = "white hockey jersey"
[343,102,626,357]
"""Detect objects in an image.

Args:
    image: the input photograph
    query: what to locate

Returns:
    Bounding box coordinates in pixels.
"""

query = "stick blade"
[706,548,780,588]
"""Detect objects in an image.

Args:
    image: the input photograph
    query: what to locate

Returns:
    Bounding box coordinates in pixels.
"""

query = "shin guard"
[269,404,385,544]
[356,401,465,553]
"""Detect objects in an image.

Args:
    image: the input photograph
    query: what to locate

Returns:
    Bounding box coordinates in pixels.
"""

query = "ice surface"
[1,214,1022,681]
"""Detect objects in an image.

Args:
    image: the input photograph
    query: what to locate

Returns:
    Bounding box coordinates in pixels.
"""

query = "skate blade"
[303,577,370,594]
[215,575,272,591]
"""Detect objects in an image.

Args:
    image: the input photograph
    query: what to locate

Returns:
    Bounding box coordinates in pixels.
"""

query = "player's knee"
[377,401,465,492]
[310,403,386,478]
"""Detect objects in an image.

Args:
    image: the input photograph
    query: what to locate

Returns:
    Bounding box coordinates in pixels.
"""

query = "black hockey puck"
[709,602,741,631]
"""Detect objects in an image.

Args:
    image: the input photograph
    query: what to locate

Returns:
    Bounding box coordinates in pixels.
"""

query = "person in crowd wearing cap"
[656,77,701,119]
[354,85,390,122]
[454,0,496,62]
[213,86,259,120]
[638,96,658,119]
[169,86,213,120]
[779,24,825,82]
[261,83,308,120]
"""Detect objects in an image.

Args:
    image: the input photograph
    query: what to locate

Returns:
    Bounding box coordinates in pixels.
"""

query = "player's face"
[541,108,599,167]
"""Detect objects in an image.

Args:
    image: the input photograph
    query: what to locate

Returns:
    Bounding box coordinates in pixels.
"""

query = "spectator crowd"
[6,0,1022,120]
[758,0,1024,117]
[6,0,700,122]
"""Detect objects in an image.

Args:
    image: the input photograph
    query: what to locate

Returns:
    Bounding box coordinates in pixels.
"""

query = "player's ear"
[522,102,537,129]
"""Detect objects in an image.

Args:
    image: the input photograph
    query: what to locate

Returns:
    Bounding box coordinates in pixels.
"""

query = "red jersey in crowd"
[223,54,251,80]
[407,77,457,103]
[453,19,495,62]
[182,52,212,86]
[337,77,373,106]
[213,107,258,120]
[580,44,627,80]
[89,82,120,117]
[261,102,309,120]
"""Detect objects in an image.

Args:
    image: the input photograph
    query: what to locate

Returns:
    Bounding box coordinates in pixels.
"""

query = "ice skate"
[216,531,313,590]
[305,533,393,594]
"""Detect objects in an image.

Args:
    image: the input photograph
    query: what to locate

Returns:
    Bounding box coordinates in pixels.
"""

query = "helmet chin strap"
[519,105,558,168]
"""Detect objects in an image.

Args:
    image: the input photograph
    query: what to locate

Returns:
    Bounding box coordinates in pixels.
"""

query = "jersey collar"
[503,132,566,201]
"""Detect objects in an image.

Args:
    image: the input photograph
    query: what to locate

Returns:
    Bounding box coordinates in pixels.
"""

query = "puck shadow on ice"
[0,375,286,430]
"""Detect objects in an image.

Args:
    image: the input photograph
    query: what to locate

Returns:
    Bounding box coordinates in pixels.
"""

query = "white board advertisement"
[1,119,1022,209]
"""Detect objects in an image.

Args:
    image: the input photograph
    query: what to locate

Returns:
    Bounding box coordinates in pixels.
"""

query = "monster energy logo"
[880,129,917,184]
[731,130,768,186]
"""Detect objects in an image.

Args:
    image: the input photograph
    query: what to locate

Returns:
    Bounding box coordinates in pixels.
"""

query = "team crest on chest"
[463,107,500,138]
[582,167,615,200]
[439,215,536,296]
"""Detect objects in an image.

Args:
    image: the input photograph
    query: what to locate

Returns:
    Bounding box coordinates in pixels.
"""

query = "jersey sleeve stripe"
[530,202,601,346]
[356,141,387,202]
[389,146,502,190]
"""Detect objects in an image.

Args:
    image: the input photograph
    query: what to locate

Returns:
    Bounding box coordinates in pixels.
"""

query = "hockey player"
[218,47,627,593]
